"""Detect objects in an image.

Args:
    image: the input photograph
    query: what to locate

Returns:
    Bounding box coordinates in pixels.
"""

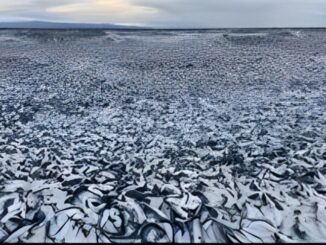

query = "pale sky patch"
[46,0,157,23]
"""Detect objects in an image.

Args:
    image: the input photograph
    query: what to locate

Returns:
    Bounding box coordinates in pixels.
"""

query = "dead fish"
[3,224,34,243]
[166,193,202,222]
[0,227,8,242]
[174,224,191,243]
[140,223,171,243]
[99,207,123,235]
[47,208,84,242]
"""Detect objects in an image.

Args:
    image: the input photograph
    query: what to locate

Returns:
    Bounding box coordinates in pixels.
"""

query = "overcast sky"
[0,0,326,27]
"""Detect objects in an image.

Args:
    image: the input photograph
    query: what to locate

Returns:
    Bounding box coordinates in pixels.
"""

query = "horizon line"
[0,20,326,30]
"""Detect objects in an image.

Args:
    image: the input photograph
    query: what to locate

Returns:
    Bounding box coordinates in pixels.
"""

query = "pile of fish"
[1,29,326,243]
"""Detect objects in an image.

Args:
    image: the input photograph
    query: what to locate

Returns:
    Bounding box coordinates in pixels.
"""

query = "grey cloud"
[129,0,326,27]
[0,0,326,27]
[0,0,89,21]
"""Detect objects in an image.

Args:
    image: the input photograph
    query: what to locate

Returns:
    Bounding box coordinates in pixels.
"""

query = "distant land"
[0,21,146,29]
[1,21,326,30]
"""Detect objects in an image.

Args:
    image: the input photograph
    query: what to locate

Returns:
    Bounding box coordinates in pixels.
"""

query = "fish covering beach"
[0,29,326,243]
